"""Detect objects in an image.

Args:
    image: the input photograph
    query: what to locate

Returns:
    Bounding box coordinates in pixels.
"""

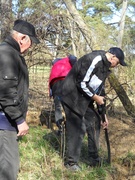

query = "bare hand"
[17,121,29,136]
[92,94,105,105]
[101,114,109,129]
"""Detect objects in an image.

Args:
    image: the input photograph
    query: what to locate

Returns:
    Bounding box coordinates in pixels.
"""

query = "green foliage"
[81,0,111,16]
[18,0,46,14]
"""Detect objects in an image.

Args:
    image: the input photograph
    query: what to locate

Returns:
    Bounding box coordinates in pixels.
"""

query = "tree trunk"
[117,0,128,48]
[68,18,77,57]
[108,73,135,117]
[62,0,93,51]
[0,0,12,41]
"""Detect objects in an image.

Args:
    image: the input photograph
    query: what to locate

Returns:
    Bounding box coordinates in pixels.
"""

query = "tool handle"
[98,99,106,122]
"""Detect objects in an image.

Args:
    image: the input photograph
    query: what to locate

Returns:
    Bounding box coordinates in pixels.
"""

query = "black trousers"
[52,81,64,123]
[0,130,19,180]
[63,104,101,164]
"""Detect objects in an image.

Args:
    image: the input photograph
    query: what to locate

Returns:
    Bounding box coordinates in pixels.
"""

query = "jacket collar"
[92,50,111,68]
[96,50,111,75]
[102,53,111,68]
[4,35,20,52]
[97,50,111,68]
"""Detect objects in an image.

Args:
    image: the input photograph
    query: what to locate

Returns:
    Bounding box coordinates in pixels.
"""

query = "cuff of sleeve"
[16,119,25,125]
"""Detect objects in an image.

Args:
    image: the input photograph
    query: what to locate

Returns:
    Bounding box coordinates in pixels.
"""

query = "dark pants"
[0,130,19,180]
[85,107,101,159]
[52,81,64,122]
[63,104,100,164]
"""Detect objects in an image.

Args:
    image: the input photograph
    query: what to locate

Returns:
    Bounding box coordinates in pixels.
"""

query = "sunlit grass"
[17,125,114,180]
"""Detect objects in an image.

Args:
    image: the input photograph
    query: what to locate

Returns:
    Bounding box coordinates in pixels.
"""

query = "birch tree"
[117,0,128,48]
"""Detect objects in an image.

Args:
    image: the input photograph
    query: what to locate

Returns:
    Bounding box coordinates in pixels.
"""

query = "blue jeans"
[0,130,19,180]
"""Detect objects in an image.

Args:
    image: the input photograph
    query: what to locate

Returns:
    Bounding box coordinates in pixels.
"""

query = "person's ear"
[20,35,26,45]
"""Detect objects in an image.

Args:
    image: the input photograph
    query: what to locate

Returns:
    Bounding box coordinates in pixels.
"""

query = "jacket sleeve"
[68,55,77,67]
[0,51,25,122]
[77,55,103,98]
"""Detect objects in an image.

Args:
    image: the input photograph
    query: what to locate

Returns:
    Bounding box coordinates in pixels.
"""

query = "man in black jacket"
[60,47,127,171]
[0,19,40,179]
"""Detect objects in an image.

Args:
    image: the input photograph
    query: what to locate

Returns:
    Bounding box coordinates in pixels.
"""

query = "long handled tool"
[98,100,111,165]
[57,120,66,159]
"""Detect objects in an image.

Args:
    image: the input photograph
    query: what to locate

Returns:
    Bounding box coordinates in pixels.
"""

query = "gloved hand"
[56,118,64,129]
[97,99,106,115]
[98,104,105,115]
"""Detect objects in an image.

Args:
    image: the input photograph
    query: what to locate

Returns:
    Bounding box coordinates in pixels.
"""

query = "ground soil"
[27,108,135,180]
[100,110,135,180]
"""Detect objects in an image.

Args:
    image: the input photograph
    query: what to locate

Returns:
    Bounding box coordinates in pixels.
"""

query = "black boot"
[88,156,102,167]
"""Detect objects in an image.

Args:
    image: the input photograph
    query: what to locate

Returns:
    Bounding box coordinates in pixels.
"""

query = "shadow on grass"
[42,130,63,156]
[42,130,96,166]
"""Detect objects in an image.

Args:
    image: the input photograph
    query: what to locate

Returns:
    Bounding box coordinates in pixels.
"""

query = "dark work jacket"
[0,35,29,125]
[61,50,111,117]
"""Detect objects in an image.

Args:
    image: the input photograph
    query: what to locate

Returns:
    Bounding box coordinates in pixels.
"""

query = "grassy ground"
[17,125,113,180]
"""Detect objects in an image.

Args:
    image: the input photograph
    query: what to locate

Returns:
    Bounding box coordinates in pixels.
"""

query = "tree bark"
[62,0,93,50]
[108,73,135,117]
[0,0,12,41]
[117,0,128,48]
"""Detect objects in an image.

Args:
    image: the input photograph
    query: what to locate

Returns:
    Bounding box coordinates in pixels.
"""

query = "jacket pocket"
[3,75,18,81]
[3,75,18,87]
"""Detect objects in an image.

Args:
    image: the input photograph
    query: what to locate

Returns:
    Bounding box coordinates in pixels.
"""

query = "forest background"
[0,0,135,180]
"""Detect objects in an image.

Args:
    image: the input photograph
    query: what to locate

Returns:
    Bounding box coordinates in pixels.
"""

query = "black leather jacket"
[0,35,29,123]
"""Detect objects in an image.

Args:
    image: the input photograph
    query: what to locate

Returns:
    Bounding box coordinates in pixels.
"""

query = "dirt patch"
[99,111,135,180]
